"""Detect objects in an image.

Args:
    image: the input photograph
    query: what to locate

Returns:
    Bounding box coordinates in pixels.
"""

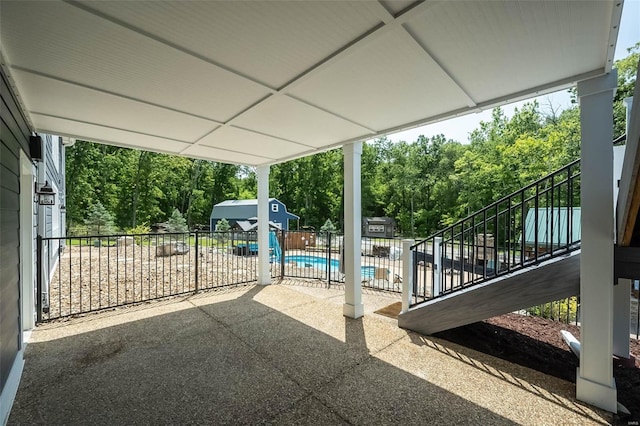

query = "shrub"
[527,296,579,323]
[125,224,151,244]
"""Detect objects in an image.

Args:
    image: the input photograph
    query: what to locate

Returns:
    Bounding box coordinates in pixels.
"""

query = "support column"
[613,139,630,360]
[613,279,631,358]
[343,142,364,319]
[257,165,271,285]
[576,71,617,412]
[401,239,413,314]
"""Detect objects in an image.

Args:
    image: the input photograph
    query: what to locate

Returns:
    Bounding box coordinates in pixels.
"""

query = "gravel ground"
[45,244,258,319]
[46,244,405,320]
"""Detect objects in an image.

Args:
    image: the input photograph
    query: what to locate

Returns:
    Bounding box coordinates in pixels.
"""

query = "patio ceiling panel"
[0,1,622,167]
[379,1,419,16]
[75,0,385,90]
[287,27,473,132]
[181,145,273,166]
[230,95,372,148]
[0,1,270,122]
[404,1,617,105]
[12,71,217,143]
[32,114,193,155]
[197,127,314,160]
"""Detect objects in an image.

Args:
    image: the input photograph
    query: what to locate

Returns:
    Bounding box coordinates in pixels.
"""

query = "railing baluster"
[483,209,487,280]
[550,174,554,256]
[408,159,582,309]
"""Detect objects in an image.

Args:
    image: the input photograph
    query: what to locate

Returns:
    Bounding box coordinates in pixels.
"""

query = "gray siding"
[0,70,30,391]
[40,134,65,271]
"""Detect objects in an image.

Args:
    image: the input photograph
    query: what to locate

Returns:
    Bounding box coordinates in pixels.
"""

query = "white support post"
[256,165,271,285]
[401,239,413,313]
[576,71,617,413]
[613,279,631,358]
[613,141,631,360]
[433,237,442,297]
[343,142,364,319]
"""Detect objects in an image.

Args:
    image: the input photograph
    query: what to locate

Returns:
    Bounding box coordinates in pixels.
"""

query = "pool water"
[285,255,378,279]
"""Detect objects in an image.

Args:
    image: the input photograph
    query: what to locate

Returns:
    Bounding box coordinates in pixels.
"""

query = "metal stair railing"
[410,159,582,307]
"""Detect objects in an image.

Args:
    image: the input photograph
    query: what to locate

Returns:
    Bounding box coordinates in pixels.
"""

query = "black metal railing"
[525,297,580,326]
[411,159,581,307]
[37,229,405,321]
[276,231,404,292]
[37,231,258,322]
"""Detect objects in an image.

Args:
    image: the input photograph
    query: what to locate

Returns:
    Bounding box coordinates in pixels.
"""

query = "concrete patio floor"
[9,280,612,425]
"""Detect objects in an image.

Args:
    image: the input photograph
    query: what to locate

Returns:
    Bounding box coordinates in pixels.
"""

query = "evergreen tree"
[320,219,337,233]
[166,209,188,233]
[84,201,116,235]
[215,218,231,232]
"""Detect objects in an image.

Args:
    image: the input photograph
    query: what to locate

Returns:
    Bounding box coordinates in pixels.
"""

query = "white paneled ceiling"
[0,0,622,166]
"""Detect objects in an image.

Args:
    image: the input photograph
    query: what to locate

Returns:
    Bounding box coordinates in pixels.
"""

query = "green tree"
[214,218,231,245]
[320,219,337,233]
[166,209,188,233]
[613,42,639,138]
[84,201,116,235]
[215,218,230,232]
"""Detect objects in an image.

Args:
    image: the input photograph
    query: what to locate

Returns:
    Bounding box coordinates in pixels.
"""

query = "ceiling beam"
[398,27,477,108]
[278,1,441,94]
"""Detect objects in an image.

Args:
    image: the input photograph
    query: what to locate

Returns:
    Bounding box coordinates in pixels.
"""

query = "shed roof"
[364,217,396,223]
[524,208,581,246]
[211,198,299,220]
[0,1,622,166]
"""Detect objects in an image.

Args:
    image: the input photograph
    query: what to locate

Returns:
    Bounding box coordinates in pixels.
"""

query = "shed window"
[271,204,279,212]
[368,224,385,233]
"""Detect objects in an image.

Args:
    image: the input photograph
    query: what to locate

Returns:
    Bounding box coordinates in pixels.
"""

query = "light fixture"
[36,181,56,206]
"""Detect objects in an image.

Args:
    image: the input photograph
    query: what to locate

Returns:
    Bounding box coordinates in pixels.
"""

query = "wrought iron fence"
[276,231,404,292]
[411,159,581,307]
[38,229,405,321]
[37,231,257,322]
[524,297,580,326]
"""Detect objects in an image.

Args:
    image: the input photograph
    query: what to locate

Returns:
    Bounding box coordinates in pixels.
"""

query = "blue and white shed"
[210,198,299,231]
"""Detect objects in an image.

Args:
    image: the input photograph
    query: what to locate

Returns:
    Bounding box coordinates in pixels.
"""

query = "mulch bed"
[434,313,640,423]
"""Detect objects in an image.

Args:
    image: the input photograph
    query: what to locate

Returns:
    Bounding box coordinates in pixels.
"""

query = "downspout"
[37,136,49,313]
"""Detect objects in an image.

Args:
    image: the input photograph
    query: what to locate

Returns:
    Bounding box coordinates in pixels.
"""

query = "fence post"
[433,237,442,297]
[194,231,199,293]
[401,239,413,313]
[36,235,43,323]
[327,231,331,287]
[280,229,285,279]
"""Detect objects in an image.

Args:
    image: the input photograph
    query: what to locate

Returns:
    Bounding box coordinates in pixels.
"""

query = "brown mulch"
[434,313,640,423]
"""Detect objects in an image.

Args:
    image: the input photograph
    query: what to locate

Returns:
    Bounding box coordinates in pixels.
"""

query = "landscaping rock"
[155,242,189,257]
[117,236,136,247]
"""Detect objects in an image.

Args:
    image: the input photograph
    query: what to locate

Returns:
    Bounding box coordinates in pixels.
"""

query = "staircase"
[399,159,582,335]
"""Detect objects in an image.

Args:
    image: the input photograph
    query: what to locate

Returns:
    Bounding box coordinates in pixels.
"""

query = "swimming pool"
[285,255,378,279]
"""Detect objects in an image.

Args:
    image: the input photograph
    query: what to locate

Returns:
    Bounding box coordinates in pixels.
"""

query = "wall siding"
[0,70,31,392]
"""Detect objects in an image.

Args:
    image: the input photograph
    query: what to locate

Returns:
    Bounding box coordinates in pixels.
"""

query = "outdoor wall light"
[36,181,56,206]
